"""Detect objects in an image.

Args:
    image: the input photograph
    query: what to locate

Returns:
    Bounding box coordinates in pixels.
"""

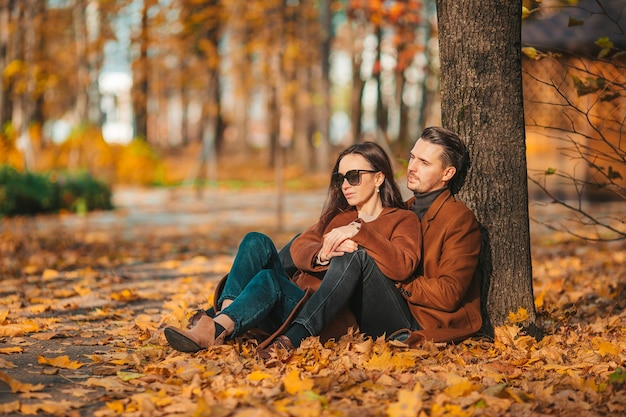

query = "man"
[390,125,482,345]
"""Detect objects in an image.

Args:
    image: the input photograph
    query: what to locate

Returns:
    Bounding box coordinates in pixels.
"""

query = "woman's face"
[336,154,382,208]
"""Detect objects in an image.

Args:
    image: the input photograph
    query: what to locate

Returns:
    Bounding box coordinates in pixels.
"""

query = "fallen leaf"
[0,371,45,393]
[387,387,423,417]
[37,355,84,369]
[283,369,314,395]
[0,346,23,354]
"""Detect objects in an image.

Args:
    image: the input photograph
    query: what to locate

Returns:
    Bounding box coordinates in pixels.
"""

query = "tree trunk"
[292,3,314,171]
[351,52,364,143]
[73,1,88,123]
[435,0,538,337]
[397,74,409,147]
[313,0,331,173]
[227,0,251,155]
[374,25,387,143]
[13,0,38,170]
[0,1,11,126]
[132,1,149,141]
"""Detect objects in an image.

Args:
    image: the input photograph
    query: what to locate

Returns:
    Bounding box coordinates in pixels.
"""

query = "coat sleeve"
[400,208,480,312]
[352,210,421,281]
[289,218,333,273]
[290,209,421,281]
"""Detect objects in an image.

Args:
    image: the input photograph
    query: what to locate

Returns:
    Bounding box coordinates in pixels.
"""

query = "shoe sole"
[164,328,205,353]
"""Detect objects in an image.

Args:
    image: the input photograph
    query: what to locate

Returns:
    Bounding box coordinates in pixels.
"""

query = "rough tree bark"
[435,0,539,337]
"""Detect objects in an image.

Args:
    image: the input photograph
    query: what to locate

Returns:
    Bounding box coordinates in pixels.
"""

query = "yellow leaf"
[106,400,126,413]
[41,269,59,280]
[505,387,534,403]
[0,346,23,354]
[117,371,144,381]
[159,259,180,269]
[0,309,8,323]
[507,307,529,324]
[282,369,314,395]
[111,289,139,302]
[247,370,273,381]
[0,401,20,414]
[387,388,423,417]
[52,288,76,298]
[73,284,92,296]
[592,337,620,357]
[543,363,570,373]
[0,320,39,337]
[37,355,84,369]
[29,303,51,314]
[431,403,473,417]
[23,265,38,275]
[365,345,415,371]
[0,370,45,393]
[521,47,538,60]
[444,374,480,398]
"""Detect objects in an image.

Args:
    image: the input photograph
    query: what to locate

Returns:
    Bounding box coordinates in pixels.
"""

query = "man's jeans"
[293,247,419,338]
[218,232,305,337]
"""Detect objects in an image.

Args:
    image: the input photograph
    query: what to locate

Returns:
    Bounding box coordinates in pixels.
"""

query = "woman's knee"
[240,231,272,250]
[250,269,281,292]
[330,248,369,266]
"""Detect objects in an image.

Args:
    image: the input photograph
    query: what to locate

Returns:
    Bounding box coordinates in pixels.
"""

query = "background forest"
[0,0,625,211]
[1,0,439,185]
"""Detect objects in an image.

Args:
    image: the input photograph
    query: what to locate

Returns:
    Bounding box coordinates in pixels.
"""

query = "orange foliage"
[0,201,624,415]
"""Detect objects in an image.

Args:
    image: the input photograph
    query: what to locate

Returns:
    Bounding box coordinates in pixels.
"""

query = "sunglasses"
[331,169,378,188]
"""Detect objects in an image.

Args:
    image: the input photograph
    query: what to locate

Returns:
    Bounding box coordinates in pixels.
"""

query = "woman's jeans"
[218,232,305,337]
[293,248,419,338]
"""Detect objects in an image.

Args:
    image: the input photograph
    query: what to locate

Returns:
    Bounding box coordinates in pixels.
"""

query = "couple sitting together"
[163,126,482,359]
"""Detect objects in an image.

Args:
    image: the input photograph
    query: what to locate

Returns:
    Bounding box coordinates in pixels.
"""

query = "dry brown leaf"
[0,370,45,393]
[0,401,20,414]
[0,346,23,354]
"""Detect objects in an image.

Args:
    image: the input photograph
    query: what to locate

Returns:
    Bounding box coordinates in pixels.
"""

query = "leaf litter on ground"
[0,196,625,417]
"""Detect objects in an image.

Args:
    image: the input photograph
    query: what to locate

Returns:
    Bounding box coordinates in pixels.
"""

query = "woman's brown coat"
[290,207,421,288]
[256,206,421,348]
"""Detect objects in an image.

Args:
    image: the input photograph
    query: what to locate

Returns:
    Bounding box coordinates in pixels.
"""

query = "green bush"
[0,165,113,217]
[56,171,114,214]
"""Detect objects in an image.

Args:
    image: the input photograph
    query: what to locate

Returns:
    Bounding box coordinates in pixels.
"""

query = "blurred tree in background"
[0,0,438,184]
[0,0,623,223]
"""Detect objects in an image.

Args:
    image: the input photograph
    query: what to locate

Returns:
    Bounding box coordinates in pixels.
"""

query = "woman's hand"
[318,223,360,263]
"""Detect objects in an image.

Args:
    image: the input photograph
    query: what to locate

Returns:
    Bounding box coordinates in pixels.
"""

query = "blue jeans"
[217,232,305,337]
[293,248,419,338]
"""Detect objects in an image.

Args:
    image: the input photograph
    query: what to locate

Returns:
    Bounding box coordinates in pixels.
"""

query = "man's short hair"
[419,126,470,194]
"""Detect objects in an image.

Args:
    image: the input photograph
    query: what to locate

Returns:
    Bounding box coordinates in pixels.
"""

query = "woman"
[164,142,421,355]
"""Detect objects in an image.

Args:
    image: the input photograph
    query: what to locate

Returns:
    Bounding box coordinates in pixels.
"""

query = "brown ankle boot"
[164,315,224,353]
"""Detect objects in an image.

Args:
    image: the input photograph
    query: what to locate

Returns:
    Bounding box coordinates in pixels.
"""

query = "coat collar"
[421,188,454,234]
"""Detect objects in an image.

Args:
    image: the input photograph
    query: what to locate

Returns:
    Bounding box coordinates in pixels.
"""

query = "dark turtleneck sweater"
[410,187,448,220]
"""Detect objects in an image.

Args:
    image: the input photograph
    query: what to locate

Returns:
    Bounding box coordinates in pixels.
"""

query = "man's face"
[406,139,455,194]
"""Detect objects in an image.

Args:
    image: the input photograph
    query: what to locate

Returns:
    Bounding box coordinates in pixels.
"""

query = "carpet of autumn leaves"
[0,189,625,417]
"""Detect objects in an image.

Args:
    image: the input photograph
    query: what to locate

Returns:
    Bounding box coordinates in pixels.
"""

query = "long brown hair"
[319,142,405,227]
